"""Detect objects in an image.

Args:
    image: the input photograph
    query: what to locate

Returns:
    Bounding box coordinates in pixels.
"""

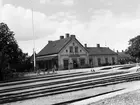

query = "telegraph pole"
[31,0,36,71]
[0,0,3,22]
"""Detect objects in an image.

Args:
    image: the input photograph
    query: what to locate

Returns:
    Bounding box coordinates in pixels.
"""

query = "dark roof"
[118,52,131,59]
[37,37,71,56]
[85,47,117,55]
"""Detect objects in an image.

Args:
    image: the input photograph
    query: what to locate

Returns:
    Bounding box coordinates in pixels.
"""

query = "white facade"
[58,38,89,69]
[89,55,118,67]
[37,35,118,70]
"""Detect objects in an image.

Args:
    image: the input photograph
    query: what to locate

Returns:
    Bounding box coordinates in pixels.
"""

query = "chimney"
[71,35,75,38]
[60,36,64,39]
[85,44,87,47]
[122,50,124,52]
[48,40,52,43]
[97,44,100,48]
[65,33,70,38]
[117,50,119,53]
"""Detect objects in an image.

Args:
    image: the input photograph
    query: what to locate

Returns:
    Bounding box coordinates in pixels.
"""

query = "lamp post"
[30,0,36,71]
[0,0,2,20]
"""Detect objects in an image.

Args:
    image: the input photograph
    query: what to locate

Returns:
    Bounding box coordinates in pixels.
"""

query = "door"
[63,59,69,69]
[72,59,78,68]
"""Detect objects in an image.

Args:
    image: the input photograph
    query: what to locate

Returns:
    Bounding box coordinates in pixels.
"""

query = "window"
[97,58,101,66]
[89,59,93,66]
[73,43,75,46]
[112,57,115,64]
[80,50,82,52]
[80,58,85,65]
[75,46,78,53]
[69,46,73,53]
[66,50,68,53]
[105,58,108,64]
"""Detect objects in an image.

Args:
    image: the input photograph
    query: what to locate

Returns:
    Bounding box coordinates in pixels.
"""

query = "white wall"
[59,38,88,69]
[89,55,118,66]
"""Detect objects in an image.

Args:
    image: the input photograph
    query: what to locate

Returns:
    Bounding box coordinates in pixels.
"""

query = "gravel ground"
[4,81,140,105]
[2,65,139,105]
[90,90,140,105]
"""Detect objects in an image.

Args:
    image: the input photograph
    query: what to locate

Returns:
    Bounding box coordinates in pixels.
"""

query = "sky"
[0,0,140,55]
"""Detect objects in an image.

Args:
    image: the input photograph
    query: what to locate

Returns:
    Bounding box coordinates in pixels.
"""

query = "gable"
[60,38,88,55]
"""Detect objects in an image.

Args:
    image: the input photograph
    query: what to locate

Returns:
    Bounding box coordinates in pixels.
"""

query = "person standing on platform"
[52,64,57,73]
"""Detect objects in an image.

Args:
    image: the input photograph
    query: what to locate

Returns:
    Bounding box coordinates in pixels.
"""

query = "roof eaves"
[89,53,118,56]
[37,53,58,57]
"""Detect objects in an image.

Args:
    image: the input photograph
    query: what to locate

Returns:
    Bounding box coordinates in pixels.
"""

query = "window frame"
[97,58,101,66]
[112,57,115,64]
[105,58,108,64]
[80,58,85,65]
[75,46,78,53]
[69,46,73,53]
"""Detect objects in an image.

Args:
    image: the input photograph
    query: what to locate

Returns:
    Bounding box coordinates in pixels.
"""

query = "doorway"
[63,59,69,69]
[72,59,78,68]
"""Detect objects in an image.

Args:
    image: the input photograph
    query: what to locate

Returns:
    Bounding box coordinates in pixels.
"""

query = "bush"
[2,68,20,80]
[10,63,33,72]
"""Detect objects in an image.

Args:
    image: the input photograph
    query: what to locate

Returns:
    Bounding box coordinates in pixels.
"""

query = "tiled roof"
[37,37,71,56]
[85,47,117,55]
[37,35,117,57]
[118,52,131,59]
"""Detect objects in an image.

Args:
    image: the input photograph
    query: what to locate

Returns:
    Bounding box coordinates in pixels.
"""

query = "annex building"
[36,33,118,70]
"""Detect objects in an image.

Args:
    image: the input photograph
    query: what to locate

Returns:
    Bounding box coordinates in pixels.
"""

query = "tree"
[0,22,26,80]
[126,35,140,62]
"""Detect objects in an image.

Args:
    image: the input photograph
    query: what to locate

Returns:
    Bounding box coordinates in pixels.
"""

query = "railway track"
[0,71,89,86]
[53,88,125,105]
[0,70,140,104]
[1,64,131,86]
[0,71,126,94]
[1,64,128,84]
[53,72,140,105]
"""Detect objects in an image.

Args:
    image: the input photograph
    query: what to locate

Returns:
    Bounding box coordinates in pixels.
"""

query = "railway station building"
[86,45,118,67]
[117,50,135,64]
[36,33,118,70]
